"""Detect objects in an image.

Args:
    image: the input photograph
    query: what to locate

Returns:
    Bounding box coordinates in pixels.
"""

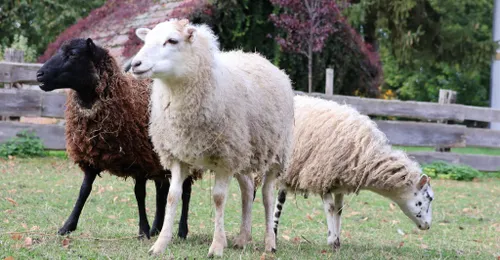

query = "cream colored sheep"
[273,95,434,251]
[130,19,294,257]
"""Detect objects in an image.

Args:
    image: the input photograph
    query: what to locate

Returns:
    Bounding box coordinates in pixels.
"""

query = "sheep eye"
[164,39,178,46]
[68,50,77,57]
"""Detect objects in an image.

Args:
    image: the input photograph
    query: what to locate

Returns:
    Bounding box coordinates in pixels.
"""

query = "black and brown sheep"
[36,38,201,239]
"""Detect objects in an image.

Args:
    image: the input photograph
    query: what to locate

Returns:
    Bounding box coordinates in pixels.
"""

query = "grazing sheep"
[36,38,201,239]
[273,95,434,251]
[130,19,294,256]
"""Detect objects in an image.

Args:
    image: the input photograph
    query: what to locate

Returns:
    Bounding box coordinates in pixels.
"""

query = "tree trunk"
[308,44,313,93]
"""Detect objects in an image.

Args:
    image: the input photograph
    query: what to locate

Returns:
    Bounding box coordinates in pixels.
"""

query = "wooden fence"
[2,61,500,171]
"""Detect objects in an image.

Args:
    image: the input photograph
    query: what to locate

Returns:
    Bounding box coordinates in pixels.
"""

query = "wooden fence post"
[435,89,457,152]
[4,48,25,89]
[2,48,25,121]
[325,68,334,96]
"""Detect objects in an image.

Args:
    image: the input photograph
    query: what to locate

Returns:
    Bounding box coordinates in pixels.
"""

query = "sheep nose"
[36,71,44,81]
[132,60,142,68]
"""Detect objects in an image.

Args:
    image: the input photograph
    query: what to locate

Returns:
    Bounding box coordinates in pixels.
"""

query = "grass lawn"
[1,157,499,259]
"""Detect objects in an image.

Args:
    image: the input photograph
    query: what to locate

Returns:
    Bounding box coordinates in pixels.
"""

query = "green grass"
[1,158,499,259]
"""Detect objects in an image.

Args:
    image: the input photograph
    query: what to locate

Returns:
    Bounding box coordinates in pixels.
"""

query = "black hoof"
[332,237,341,251]
[271,248,276,253]
[177,228,188,239]
[149,227,161,237]
[139,225,151,240]
[58,224,77,235]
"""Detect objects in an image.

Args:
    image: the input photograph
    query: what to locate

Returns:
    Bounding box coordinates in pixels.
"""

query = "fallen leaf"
[420,244,429,249]
[199,222,205,229]
[321,249,327,254]
[7,189,16,194]
[462,208,471,213]
[306,214,313,220]
[472,239,482,243]
[113,196,118,202]
[389,203,396,210]
[10,233,22,240]
[4,256,15,260]
[24,237,32,247]
[293,236,301,243]
[4,219,9,224]
[361,217,368,221]
[6,198,17,206]
[30,226,40,231]
[346,211,360,217]
[108,215,116,219]
[62,237,71,249]
[398,241,404,248]
[344,231,352,239]
[96,186,105,195]
[397,229,405,236]
[21,223,27,229]
[282,235,290,241]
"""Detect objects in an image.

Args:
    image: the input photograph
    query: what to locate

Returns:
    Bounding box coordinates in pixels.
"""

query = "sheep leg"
[149,161,189,255]
[150,179,169,237]
[207,171,232,257]
[322,193,343,251]
[232,174,254,248]
[273,187,287,238]
[178,176,193,239]
[322,193,336,246]
[134,176,151,239]
[58,165,100,235]
[263,171,277,253]
[332,193,344,250]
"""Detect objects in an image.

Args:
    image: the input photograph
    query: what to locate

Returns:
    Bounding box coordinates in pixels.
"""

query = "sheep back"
[282,95,421,195]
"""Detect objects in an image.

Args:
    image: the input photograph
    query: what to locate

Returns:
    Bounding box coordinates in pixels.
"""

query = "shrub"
[422,161,482,181]
[0,131,46,158]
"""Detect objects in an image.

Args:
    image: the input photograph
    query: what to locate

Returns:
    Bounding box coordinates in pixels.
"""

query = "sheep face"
[37,38,102,93]
[131,19,196,80]
[394,175,434,230]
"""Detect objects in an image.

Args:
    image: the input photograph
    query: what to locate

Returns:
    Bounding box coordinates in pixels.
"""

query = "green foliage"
[422,161,483,181]
[189,0,380,95]
[0,130,46,158]
[0,0,106,58]
[346,0,496,106]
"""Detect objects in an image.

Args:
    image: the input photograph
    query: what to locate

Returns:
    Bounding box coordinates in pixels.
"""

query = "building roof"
[39,0,204,65]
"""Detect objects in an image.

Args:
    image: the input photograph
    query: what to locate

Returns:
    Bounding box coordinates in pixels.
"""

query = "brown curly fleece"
[65,50,202,180]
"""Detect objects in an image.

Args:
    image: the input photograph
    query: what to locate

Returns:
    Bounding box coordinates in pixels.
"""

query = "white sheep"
[273,95,434,251]
[130,19,294,257]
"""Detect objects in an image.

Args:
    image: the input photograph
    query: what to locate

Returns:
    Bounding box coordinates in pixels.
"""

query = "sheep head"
[393,174,434,230]
[37,38,104,96]
[131,19,218,81]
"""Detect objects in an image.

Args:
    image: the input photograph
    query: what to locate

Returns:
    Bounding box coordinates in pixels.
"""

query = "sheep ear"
[135,28,150,42]
[186,27,196,43]
[86,38,97,55]
[417,175,429,190]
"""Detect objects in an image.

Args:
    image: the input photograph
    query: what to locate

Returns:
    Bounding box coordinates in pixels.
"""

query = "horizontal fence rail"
[0,62,42,85]
[0,89,66,118]
[408,152,500,172]
[0,121,65,150]
[296,91,500,123]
